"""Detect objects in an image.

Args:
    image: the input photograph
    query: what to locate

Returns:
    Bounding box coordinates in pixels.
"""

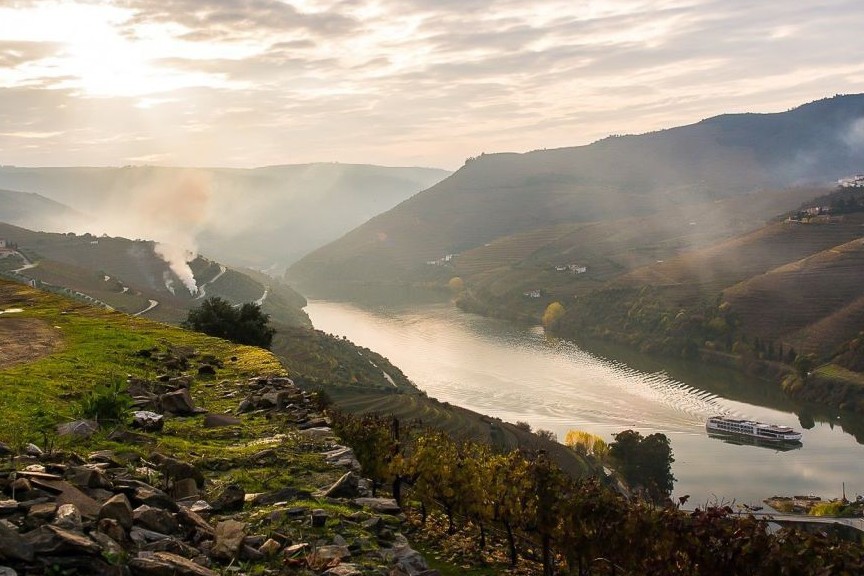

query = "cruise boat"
[706,416,803,443]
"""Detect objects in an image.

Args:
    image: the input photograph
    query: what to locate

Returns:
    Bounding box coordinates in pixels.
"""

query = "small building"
[0,239,6,249]
[523,289,542,298]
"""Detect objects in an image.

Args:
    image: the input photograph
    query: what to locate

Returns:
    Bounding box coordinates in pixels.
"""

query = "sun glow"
[0,2,242,97]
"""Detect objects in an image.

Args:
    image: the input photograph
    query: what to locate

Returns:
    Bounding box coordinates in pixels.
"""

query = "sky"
[0,0,863,170]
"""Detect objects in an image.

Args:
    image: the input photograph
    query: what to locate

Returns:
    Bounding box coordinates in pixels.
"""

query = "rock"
[159,388,196,415]
[197,364,216,376]
[90,531,125,560]
[211,520,246,561]
[383,536,435,576]
[141,537,201,558]
[310,509,328,528]
[27,478,101,519]
[97,518,128,544]
[23,525,101,556]
[172,478,199,500]
[249,486,311,507]
[176,507,214,536]
[323,565,363,576]
[23,444,42,457]
[322,446,361,471]
[0,443,11,457]
[310,544,351,564]
[283,542,309,558]
[298,427,334,440]
[65,466,113,490]
[149,454,205,488]
[0,501,18,515]
[25,502,57,529]
[129,551,218,576]
[298,417,329,430]
[134,505,178,535]
[130,527,172,545]
[53,504,82,531]
[55,420,98,439]
[0,567,17,576]
[354,497,402,515]
[99,493,134,530]
[187,500,213,515]
[321,471,361,499]
[202,413,240,428]
[211,484,244,512]
[7,477,31,497]
[132,411,165,432]
[0,521,33,562]
[134,487,180,513]
[259,538,281,556]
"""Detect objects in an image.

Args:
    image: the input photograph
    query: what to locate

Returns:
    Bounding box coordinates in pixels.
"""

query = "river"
[305,298,864,507]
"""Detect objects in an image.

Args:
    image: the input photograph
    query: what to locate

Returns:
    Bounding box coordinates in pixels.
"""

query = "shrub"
[77,379,133,427]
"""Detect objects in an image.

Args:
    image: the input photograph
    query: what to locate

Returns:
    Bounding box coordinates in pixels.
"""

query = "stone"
[211,484,244,512]
[177,507,214,536]
[202,413,241,428]
[249,486,311,507]
[283,542,309,558]
[23,444,42,457]
[197,364,216,376]
[132,411,165,432]
[130,527,172,545]
[0,521,33,562]
[65,466,113,490]
[353,497,402,515]
[298,417,329,430]
[160,388,196,415]
[187,500,212,515]
[149,454,205,488]
[0,443,11,456]
[28,478,101,519]
[99,493,134,530]
[172,478,199,500]
[298,427,334,440]
[128,551,218,576]
[97,518,127,544]
[310,508,328,528]
[8,477,31,497]
[310,544,351,564]
[211,520,246,561]
[25,502,57,528]
[53,504,82,531]
[321,471,361,499]
[134,487,180,512]
[323,564,363,576]
[23,525,101,556]
[0,567,17,576]
[259,538,281,556]
[141,537,200,558]
[134,505,178,535]
[0,501,18,515]
[383,536,434,576]
[90,531,125,560]
[55,419,98,439]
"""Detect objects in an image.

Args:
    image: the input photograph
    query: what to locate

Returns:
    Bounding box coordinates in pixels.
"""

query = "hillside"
[0,221,309,327]
[289,94,864,289]
[0,189,81,231]
[0,163,450,273]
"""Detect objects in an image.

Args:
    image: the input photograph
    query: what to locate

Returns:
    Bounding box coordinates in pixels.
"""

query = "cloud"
[0,0,863,169]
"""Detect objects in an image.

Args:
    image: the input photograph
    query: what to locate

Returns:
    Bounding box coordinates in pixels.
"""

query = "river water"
[305,299,864,507]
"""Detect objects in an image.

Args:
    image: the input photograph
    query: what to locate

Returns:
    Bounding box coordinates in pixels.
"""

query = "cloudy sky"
[0,0,862,170]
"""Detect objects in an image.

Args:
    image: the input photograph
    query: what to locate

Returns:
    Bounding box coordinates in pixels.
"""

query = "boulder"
[97,518,127,545]
[159,389,196,416]
[353,498,402,515]
[99,494,133,530]
[134,487,180,512]
[23,444,42,457]
[323,565,363,576]
[134,505,178,535]
[172,478,199,500]
[211,484,244,512]
[298,427,335,440]
[55,420,98,439]
[211,520,246,561]
[23,525,101,556]
[53,504,82,532]
[131,411,164,432]
[149,454,205,488]
[321,471,361,499]
[65,466,113,490]
[0,521,33,562]
[309,544,350,564]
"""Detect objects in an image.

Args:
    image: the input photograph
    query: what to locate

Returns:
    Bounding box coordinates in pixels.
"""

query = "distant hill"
[0,221,309,326]
[0,188,81,231]
[0,163,450,272]
[289,94,864,288]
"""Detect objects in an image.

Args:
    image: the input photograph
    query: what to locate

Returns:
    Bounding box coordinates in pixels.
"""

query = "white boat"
[706,416,802,442]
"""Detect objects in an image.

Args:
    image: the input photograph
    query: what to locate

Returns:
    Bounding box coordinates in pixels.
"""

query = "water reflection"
[707,431,803,452]
[304,299,864,505]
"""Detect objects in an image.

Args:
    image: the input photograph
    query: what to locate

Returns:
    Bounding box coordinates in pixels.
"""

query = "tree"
[183,297,275,349]
[542,301,566,329]
[609,430,675,502]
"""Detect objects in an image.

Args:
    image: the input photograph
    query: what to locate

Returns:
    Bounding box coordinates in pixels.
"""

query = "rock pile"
[0,372,437,576]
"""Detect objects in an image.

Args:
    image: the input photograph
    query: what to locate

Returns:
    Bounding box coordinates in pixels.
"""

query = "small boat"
[706,416,802,442]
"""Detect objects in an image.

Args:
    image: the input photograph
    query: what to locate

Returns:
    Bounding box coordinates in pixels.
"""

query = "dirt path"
[0,316,61,369]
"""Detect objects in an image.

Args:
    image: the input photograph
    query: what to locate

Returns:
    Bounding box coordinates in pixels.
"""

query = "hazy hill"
[289,94,864,288]
[0,163,450,272]
[0,221,309,326]
[0,188,81,231]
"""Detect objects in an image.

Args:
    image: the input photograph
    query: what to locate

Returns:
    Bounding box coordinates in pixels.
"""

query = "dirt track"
[0,316,61,369]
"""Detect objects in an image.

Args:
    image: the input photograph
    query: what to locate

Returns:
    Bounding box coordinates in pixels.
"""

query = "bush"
[77,379,133,427]
[184,297,275,349]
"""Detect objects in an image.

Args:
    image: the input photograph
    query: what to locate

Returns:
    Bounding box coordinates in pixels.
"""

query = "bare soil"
[0,316,61,368]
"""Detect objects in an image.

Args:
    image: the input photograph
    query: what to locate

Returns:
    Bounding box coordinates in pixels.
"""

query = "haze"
[1,0,863,170]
